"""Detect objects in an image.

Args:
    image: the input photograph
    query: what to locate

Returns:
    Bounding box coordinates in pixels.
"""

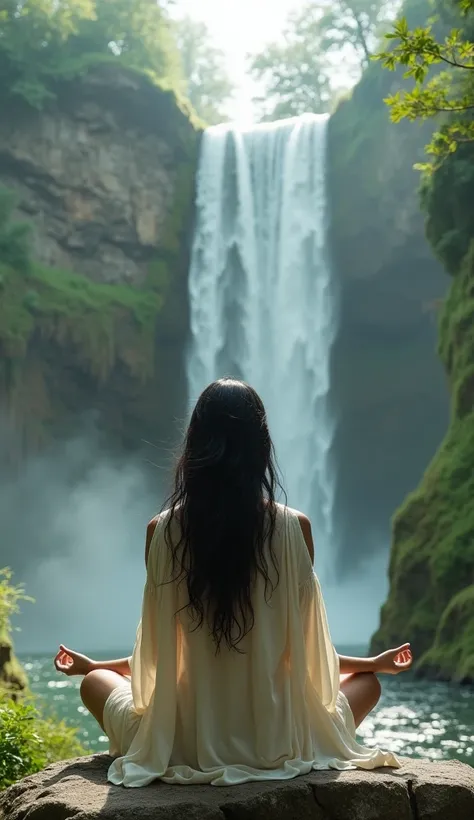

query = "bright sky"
[174,0,307,123]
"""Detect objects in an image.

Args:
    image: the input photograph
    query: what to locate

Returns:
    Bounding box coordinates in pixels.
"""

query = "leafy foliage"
[0,695,86,791]
[0,0,182,109]
[249,9,333,120]
[0,1,233,125]
[0,569,32,646]
[249,0,400,120]
[0,0,96,108]
[316,0,400,70]
[0,701,44,789]
[0,569,86,790]
[377,3,474,169]
[249,59,331,122]
[173,16,234,125]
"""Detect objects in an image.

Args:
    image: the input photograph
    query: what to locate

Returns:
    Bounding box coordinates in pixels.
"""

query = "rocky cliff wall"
[0,65,199,459]
[327,63,449,574]
[370,142,474,683]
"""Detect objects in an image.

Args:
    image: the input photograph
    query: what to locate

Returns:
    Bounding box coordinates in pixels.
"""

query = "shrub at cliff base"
[0,569,86,791]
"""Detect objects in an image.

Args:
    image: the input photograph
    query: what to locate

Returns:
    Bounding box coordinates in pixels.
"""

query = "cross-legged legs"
[80,669,129,731]
[340,672,382,728]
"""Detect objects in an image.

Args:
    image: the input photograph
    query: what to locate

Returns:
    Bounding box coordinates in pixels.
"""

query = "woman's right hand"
[374,643,413,675]
[54,645,95,677]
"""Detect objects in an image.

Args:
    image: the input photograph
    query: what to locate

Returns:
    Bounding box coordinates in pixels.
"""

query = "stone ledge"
[0,755,472,820]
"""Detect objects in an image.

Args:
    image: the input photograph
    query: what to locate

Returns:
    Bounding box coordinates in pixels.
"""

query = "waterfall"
[187,115,337,575]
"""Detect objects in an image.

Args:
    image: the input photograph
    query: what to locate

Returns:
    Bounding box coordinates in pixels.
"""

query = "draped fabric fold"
[107,506,400,787]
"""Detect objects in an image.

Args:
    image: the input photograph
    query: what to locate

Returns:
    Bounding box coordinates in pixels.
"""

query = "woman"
[54,378,412,787]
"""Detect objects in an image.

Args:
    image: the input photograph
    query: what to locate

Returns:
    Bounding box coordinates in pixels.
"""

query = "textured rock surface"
[327,59,449,573]
[0,756,472,820]
[370,143,474,681]
[0,66,195,284]
[0,65,198,462]
[0,641,26,693]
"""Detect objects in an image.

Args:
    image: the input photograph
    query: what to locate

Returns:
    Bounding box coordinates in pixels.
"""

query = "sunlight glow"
[174,0,308,124]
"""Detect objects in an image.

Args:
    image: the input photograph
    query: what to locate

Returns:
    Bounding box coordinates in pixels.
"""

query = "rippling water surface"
[23,651,473,765]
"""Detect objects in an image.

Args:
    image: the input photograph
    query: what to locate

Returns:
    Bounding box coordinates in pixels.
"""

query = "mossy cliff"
[326,6,449,572]
[371,143,474,682]
[0,64,200,458]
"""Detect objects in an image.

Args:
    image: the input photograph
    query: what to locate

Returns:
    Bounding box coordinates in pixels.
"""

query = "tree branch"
[436,54,474,70]
[352,9,371,66]
[409,103,474,112]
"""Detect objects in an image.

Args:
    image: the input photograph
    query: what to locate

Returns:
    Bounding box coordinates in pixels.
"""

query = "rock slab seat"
[0,755,472,820]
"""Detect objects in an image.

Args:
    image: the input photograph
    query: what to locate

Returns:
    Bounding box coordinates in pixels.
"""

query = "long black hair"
[163,378,285,652]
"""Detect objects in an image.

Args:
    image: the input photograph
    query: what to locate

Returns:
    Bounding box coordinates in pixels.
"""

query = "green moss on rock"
[0,262,163,384]
[0,643,28,693]
[418,586,474,683]
[0,569,29,693]
[0,59,200,456]
[371,144,474,681]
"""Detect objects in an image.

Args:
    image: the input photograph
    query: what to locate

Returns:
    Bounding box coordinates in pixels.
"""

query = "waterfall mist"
[0,422,162,654]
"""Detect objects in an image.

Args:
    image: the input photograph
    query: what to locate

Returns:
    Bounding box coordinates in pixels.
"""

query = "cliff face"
[327,65,449,574]
[0,65,199,458]
[370,143,474,683]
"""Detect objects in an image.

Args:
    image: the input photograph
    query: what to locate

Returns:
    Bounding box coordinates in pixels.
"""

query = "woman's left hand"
[374,643,413,675]
[54,645,95,676]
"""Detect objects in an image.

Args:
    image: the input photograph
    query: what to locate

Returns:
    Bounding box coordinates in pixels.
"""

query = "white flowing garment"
[108,504,400,787]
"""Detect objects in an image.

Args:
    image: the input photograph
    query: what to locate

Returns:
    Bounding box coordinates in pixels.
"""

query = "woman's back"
[171,502,306,774]
[107,502,398,787]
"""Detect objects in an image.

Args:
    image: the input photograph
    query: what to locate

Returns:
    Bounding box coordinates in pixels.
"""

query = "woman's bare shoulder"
[145,511,170,566]
[279,504,314,562]
[277,503,311,527]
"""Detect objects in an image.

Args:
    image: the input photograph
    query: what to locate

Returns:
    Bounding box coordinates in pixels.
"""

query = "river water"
[23,649,473,766]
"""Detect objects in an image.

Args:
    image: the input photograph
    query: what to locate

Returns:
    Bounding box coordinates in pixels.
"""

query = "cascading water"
[187,115,337,576]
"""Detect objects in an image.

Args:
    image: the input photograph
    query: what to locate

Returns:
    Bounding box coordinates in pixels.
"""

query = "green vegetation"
[370,0,474,682]
[421,585,474,680]
[173,16,234,125]
[377,0,474,170]
[0,261,163,382]
[0,569,30,647]
[0,0,179,109]
[0,0,233,124]
[0,569,86,790]
[0,190,31,277]
[0,699,85,790]
[0,569,30,692]
[0,19,199,445]
[0,187,163,384]
[0,144,199,398]
[375,384,474,680]
[248,0,400,120]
